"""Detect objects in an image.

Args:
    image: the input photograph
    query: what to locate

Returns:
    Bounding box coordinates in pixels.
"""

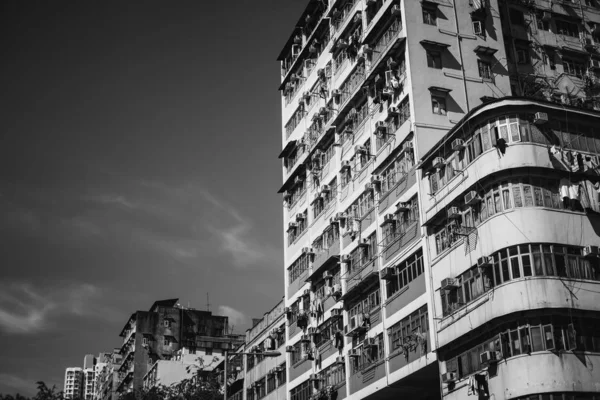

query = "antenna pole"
[206,292,211,312]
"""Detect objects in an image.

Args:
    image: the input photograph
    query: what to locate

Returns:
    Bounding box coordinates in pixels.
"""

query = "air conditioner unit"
[335,356,345,365]
[464,190,482,206]
[309,373,320,381]
[300,334,310,343]
[323,270,333,280]
[441,372,457,383]
[286,346,295,353]
[534,112,548,124]
[383,213,396,223]
[391,4,401,15]
[341,255,351,263]
[364,337,377,347]
[477,256,493,268]
[355,145,367,155]
[375,121,387,132]
[432,157,445,169]
[393,201,410,214]
[288,222,298,230]
[364,182,374,192]
[480,350,497,365]
[370,175,381,185]
[447,207,461,219]
[335,212,348,221]
[303,247,315,256]
[296,213,306,221]
[347,349,360,357]
[452,139,465,151]
[331,308,343,317]
[583,245,600,258]
[320,184,331,193]
[388,106,399,115]
[441,278,460,291]
[361,44,373,55]
[341,160,351,171]
[380,266,397,280]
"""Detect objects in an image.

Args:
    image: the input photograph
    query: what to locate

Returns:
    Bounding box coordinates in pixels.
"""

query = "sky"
[0,1,306,395]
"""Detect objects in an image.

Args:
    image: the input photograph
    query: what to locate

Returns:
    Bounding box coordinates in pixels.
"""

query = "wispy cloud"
[0,282,113,335]
[217,305,250,332]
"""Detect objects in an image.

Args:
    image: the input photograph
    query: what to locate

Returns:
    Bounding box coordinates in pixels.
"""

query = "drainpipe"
[451,0,471,113]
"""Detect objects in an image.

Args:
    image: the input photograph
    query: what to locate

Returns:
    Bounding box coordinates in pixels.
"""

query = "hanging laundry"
[467,375,477,396]
[550,145,559,155]
[560,177,571,209]
[570,181,582,211]
[475,373,490,396]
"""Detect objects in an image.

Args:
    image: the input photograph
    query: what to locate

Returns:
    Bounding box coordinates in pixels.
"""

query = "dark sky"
[0,1,305,395]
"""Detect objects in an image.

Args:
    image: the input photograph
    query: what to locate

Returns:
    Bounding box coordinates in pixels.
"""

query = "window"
[267,373,276,393]
[472,20,485,37]
[423,6,437,25]
[290,380,311,400]
[278,363,286,386]
[536,12,550,31]
[315,317,343,348]
[350,333,385,373]
[542,51,556,70]
[347,233,377,275]
[288,253,310,284]
[388,305,429,352]
[509,8,525,26]
[164,338,170,346]
[556,20,579,37]
[287,210,308,245]
[164,320,171,328]
[319,363,346,387]
[516,48,529,64]
[432,96,447,115]
[426,50,442,69]
[563,57,585,77]
[386,249,424,298]
[478,60,492,80]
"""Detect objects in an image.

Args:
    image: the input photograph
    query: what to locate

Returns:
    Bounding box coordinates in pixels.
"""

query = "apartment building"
[64,367,83,399]
[115,298,233,395]
[278,1,600,400]
[237,299,287,400]
[94,350,122,400]
[83,354,96,400]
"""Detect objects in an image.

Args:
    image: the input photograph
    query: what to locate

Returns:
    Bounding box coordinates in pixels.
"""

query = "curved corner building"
[278,1,600,400]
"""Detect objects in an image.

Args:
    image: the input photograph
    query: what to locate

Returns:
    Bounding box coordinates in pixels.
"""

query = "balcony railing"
[339,65,366,108]
[331,0,359,33]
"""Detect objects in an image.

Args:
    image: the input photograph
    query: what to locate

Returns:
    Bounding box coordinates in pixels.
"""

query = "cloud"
[217,305,249,331]
[0,373,37,396]
[0,282,110,335]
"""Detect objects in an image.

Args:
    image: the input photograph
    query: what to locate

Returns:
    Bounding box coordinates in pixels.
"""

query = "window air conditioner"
[347,349,360,357]
[452,139,465,151]
[391,5,401,15]
[589,59,600,69]
[300,334,310,343]
[464,190,482,206]
[383,213,396,223]
[288,222,298,230]
[388,106,400,115]
[380,266,397,280]
[296,213,306,221]
[309,373,320,381]
[533,112,548,124]
[396,202,410,212]
[432,157,445,169]
[480,350,498,365]
[335,212,348,221]
[364,337,377,347]
[341,255,350,263]
[320,184,331,193]
[447,207,461,219]
[355,145,367,155]
[441,278,460,291]
[303,247,315,256]
[375,121,387,132]
[371,175,382,185]
[583,245,600,258]
[477,256,493,268]
[441,372,457,383]
[335,356,345,365]
[286,346,295,353]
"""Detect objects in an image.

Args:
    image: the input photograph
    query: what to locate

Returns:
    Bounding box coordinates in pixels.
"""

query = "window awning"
[278,140,297,159]
[561,46,588,56]
[420,40,450,49]
[474,45,497,56]
[428,86,452,94]
[421,0,439,8]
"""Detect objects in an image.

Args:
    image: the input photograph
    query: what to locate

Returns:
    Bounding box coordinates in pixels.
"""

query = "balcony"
[330,0,360,35]
[344,258,379,299]
[370,19,404,68]
[307,239,340,281]
[380,222,420,266]
[436,276,600,349]
[443,353,600,400]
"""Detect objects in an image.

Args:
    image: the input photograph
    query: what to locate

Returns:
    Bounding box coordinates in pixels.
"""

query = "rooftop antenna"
[206,292,211,312]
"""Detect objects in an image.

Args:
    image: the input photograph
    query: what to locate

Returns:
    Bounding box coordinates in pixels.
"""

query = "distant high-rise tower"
[82,354,96,400]
[63,367,83,399]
